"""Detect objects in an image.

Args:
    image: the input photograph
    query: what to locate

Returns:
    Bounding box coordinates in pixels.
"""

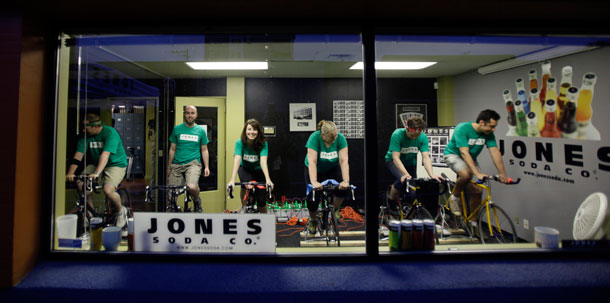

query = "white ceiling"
[73,35,605,79]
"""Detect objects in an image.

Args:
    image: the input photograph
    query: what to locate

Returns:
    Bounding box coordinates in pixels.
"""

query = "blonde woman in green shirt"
[304,120,350,234]
[228,119,273,213]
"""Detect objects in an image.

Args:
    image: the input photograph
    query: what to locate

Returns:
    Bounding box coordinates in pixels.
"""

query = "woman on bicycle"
[305,120,350,234]
[227,119,273,213]
[384,117,442,218]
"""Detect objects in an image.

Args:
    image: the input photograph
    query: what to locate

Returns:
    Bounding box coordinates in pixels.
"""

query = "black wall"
[140,77,437,208]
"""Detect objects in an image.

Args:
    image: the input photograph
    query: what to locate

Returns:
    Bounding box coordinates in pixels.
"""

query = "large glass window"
[53,33,365,255]
[52,31,610,256]
[375,35,610,253]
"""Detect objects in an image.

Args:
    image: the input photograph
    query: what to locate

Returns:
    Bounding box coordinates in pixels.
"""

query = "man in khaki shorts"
[443,110,509,219]
[167,105,210,213]
[66,113,128,229]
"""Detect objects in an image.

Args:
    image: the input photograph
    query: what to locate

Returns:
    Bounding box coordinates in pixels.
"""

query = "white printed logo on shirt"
[320,151,338,160]
[89,142,104,149]
[400,147,419,154]
[243,154,259,162]
[468,138,486,145]
[180,134,199,142]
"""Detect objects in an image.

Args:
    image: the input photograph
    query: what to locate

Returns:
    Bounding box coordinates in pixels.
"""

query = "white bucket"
[56,214,78,239]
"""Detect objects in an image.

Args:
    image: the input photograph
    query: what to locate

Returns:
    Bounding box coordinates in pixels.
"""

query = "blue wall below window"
[3,257,609,302]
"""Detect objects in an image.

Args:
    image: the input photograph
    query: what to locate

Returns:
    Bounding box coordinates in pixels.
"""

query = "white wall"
[453,47,610,242]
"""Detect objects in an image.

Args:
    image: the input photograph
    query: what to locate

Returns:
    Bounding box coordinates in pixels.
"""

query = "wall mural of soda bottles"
[502,59,600,140]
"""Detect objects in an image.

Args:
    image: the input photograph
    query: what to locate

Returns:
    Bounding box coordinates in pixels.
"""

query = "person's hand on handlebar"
[266,179,274,190]
[227,180,235,191]
[66,174,76,182]
[88,171,100,179]
[474,172,489,182]
[400,173,412,184]
[428,174,444,182]
[495,173,509,184]
[311,181,322,190]
[339,180,350,190]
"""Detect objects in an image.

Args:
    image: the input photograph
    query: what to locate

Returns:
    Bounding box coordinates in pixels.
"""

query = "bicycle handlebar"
[403,177,448,195]
[144,185,189,203]
[307,179,356,202]
[440,172,520,186]
[227,182,272,200]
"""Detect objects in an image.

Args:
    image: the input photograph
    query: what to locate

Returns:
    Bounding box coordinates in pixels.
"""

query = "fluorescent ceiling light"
[186,62,268,70]
[477,46,598,75]
[349,62,437,70]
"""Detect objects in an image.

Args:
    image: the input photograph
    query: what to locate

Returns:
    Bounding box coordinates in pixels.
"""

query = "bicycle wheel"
[117,188,132,217]
[407,205,433,220]
[477,203,517,244]
[378,207,390,240]
[329,207,340,247]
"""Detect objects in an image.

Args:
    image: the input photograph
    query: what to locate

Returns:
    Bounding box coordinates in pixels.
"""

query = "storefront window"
[375,34,610,253]
[53,33,366,254]
[52,31,610,256]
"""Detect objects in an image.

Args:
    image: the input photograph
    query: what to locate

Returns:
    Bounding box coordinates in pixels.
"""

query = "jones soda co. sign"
[133,212,276,253]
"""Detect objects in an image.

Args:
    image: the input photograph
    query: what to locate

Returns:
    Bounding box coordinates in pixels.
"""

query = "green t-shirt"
[169,123,209,164]
[76,125,127,167]
[304,130,348,174]
[234,139,268,171]
[384,129,430,166]
[443,121,497,161]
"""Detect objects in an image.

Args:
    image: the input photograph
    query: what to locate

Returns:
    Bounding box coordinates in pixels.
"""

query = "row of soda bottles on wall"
[503,60,600,140]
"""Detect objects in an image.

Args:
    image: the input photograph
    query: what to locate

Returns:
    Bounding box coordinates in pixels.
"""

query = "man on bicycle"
[384,117,442,218]
[66,113,128,229]
[167,105,210,213]
[443,109,509,218]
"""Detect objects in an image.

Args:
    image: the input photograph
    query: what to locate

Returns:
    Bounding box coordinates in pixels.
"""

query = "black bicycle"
[67,175,132,237]
[305,179,356,247]
[227,181,272,213]
[379,177,446,240]
[145,185,201,212]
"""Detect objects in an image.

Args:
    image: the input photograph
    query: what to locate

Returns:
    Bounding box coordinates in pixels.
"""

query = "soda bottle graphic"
[575,73,601,140]
[557,66,573,118]
[540,99,562,138]
[515,78,528,113]
[514,100,528,136]
[529,88,544,131]
[540,60,552,105]
[502,89,512,104]
[505,100,517,136]
[526,112,541,137]
[558,100,578,139]
[546,77,558,104]
[528,69,538,91]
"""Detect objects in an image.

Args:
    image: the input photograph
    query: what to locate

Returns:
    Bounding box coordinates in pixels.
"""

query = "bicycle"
[447,174,521,244]
[227,181,272,213]
[145,185,199,212]
[67,175,132,237]
[305,179,356,247]
[378,178,446,240]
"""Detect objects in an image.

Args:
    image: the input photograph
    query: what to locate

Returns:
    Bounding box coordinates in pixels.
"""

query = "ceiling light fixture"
[477,45,598,75]
[349,61,437,70]
[186,62,268,70]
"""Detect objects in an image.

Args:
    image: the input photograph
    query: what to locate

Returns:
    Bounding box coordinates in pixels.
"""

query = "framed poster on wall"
[396,104,427,128]
[333,100,364,139]
[289,103,316,132]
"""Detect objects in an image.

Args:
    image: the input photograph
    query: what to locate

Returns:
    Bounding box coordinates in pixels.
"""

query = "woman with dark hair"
[228,119,273,213]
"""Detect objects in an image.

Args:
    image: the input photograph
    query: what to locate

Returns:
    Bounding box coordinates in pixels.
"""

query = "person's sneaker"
[194,198,203,213]
[115,206,128,229]
[308,219,317,234]
[334,209,341,220]
[449,195,462,216]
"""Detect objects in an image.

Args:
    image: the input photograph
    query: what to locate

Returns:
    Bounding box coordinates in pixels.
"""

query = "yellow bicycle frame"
[454,180,504,237]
